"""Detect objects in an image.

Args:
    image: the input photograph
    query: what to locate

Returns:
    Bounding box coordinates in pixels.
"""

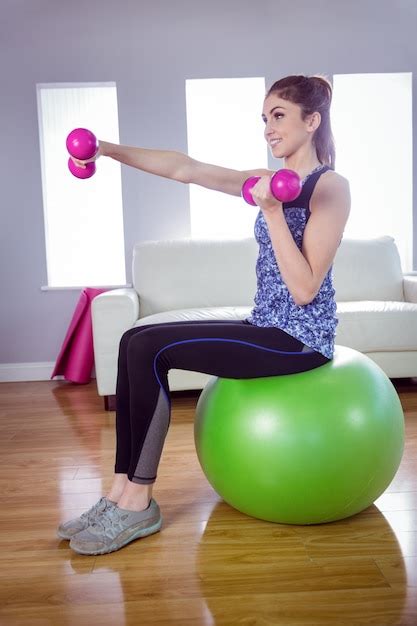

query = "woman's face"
[262,93,318,159]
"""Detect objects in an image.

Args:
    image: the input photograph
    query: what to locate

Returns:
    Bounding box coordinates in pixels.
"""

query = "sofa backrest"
[133,237,258,316]
[333,236,404,302]
[133,235,404,316]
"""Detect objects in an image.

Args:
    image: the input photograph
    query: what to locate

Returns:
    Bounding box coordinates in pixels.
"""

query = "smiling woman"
[249,75,350,308]
[59,73,351,556]
[262,74,335,172]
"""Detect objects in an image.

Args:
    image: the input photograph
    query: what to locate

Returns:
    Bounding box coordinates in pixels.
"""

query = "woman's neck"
[283,147,322,180]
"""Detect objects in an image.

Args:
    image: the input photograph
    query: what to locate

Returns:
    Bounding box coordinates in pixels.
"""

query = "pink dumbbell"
[242,168,302,205]
[66,128,99,179]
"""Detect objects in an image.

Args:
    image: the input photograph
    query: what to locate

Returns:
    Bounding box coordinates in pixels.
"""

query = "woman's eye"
[262,113,283,124]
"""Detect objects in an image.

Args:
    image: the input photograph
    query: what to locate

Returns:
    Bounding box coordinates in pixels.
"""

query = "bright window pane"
[332,72,413,271]
[37,82,126,287]
[186,77,268,239]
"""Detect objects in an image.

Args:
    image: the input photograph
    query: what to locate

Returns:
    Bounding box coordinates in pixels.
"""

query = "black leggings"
[115,319,330,484]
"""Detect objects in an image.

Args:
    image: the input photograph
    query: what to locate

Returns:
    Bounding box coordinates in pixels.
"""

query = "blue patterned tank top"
[246,164,337,359]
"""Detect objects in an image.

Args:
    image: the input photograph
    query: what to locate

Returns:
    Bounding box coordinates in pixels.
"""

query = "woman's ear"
[307,111,321,133]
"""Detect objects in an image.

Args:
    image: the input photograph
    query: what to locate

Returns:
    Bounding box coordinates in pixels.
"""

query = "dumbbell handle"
[241,169,302,205]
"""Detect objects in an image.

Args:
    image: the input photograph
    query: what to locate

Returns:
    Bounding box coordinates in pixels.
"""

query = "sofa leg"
[104,395,116,411]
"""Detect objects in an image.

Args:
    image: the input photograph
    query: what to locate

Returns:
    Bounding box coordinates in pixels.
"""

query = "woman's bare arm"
[98,141,272,197]
[257,172,350,305]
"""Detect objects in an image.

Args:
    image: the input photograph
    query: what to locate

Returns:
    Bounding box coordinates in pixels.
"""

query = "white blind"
[37,82,126,287]
[186,77,268,239]
[332,72,413,271]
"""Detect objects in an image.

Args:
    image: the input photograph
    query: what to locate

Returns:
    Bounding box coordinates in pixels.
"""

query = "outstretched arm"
[87,141,273,197]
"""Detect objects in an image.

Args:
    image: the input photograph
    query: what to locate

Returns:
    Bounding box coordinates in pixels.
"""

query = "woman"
[58,74,350,555]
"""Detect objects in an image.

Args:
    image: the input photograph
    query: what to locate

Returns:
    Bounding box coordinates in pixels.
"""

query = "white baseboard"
[0,362,96,383]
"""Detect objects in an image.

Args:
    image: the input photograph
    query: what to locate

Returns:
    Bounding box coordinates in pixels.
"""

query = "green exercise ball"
[194,346,405,524]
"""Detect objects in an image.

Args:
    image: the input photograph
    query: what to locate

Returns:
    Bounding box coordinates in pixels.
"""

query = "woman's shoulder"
[310,168,351,213]
[319,168,349,193]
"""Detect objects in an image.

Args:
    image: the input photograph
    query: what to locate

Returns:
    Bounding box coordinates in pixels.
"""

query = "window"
[332,72,413,271]
[37,82,126,288]
[186,73,413,271]
[185,77,268,239]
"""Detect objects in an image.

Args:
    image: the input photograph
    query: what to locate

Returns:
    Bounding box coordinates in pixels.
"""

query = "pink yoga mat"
[51,287,108,384]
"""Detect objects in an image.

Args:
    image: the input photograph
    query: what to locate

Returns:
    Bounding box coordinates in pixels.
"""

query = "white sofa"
[92,236,417,409]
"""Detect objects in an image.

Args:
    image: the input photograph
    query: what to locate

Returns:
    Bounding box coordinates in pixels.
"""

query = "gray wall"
[1,0,416,372]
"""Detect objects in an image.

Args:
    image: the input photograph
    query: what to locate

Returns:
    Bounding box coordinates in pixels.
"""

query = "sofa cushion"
[333,236,404,302]
[135,302,417,354]
[134,306,252,327]
[336,301,417,351]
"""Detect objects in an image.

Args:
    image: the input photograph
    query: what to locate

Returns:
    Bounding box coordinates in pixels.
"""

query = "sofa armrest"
[403,273,417,303]
[91,288,140,396]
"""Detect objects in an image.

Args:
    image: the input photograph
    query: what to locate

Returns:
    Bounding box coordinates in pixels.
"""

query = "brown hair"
[266,74,335,169]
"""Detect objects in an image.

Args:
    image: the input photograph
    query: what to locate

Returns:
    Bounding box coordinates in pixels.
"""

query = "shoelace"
[90,506,123,538]
[79,496,108,523]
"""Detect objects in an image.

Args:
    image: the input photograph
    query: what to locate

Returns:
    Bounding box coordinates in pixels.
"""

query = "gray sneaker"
[69,498,162,555]
[57,496,116,540]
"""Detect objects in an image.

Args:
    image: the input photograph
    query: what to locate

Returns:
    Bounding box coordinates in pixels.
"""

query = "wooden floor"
[0,379,417,626]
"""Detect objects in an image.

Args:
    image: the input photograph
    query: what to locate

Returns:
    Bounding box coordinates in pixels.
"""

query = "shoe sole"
[70,515,163,555]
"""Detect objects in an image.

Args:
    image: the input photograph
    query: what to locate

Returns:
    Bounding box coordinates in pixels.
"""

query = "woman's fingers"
[70,151,100,168]
[251,175,273,202]
[70,156,87,169]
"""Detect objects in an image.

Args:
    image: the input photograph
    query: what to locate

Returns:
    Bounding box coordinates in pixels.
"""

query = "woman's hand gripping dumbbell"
[66,128,100,179]
[241,168,302,205]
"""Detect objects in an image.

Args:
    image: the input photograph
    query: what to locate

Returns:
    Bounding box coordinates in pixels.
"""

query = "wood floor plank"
[0,378,416,625]
[1,587,416,626]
